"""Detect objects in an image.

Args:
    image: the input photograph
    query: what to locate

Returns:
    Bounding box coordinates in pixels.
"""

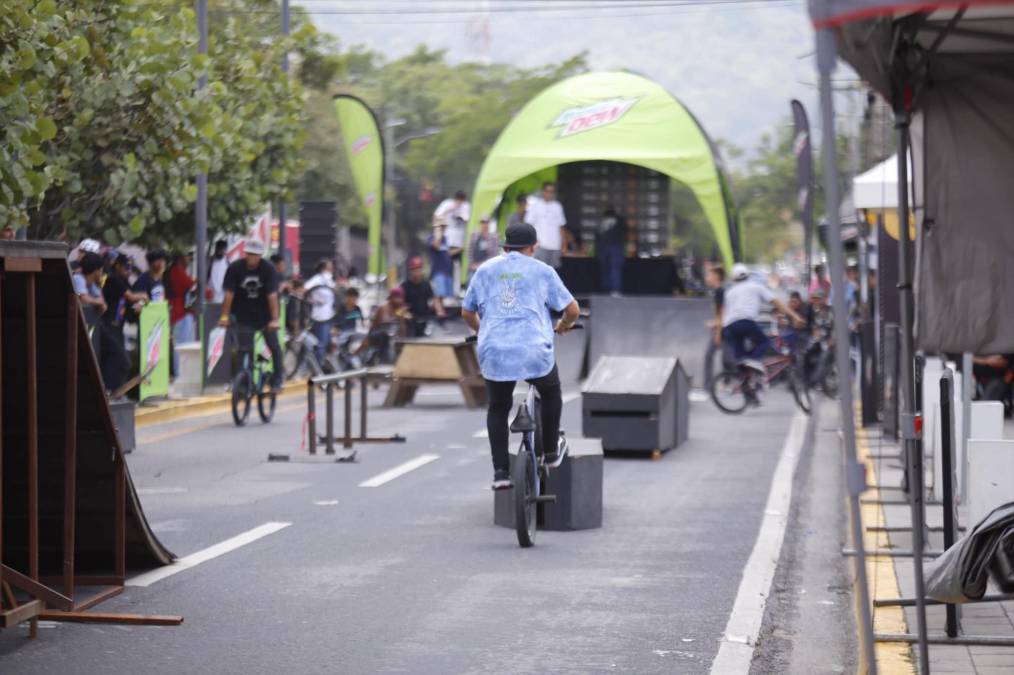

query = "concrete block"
[494,438,603,532]
[174,341,203,397]
[968,439,1014,526]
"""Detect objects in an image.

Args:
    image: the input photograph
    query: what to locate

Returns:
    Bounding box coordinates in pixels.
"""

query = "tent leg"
[817,26,878,675]
[895,109,931,674]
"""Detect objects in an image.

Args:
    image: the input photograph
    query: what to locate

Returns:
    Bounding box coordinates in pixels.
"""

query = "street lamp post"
[277,0,290,266]
[195,0,209,390]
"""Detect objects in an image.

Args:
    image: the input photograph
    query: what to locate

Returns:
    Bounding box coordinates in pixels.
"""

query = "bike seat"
[510,404,536,433]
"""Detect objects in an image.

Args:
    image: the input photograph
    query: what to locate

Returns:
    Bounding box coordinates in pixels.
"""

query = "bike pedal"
[534,494,557,504]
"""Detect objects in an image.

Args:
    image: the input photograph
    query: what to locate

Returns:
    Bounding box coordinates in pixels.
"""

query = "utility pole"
[277,0,290,266]
[195,0,209,390]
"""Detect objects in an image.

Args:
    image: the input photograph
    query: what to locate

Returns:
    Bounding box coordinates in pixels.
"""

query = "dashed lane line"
[126,521,292,588]
[358,454,441,488]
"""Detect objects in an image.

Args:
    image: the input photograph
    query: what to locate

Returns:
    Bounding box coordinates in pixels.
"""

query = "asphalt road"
[1,336,801,675]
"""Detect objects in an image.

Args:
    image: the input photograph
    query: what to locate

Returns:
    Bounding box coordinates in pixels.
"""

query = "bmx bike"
[229,323,277,426]
[710,333,812,415]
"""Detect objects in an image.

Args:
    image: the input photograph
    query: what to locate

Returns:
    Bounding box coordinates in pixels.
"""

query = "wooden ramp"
[1,241,175,634]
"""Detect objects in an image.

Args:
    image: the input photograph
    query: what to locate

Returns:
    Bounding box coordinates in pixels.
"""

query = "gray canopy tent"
[809,1,1014,672]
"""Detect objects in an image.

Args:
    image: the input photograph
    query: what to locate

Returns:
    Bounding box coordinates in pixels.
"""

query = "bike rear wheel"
[788,366,813,414]
[257,371,277,423]
[231,369,252,426]
[283,343,303,379]
[711,369,750,414]
[513,445,537,548]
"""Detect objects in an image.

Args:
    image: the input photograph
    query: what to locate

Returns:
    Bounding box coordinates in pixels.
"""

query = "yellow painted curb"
[856,426,917,675]
[134,381,305,428]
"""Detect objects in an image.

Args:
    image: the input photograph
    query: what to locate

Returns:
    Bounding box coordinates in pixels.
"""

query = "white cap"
[244,238,265,256]
[732,263,750,281]
[79,238,101,254]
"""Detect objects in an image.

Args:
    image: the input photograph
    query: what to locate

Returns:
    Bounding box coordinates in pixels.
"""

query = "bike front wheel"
[231,370,252,426]
[788,367,813,414]
[711,369,750,414]
[513,445,537,548]
[257,371,277,423]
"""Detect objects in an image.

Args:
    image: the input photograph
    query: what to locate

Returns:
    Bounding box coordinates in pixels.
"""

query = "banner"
[139,301,170,401]
[790,99,815,287]
[334,95,385,277]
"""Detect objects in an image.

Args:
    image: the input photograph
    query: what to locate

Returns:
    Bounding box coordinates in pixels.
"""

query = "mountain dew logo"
[351,134,372,154]
[145,317,165,370]
[206,327,227,374]
[550,97,639,138]
[364,191,377,208]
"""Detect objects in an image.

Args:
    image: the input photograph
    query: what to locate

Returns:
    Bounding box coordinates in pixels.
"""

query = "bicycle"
[229,323,277,426]
[284,326,335,379]
[710,332,812,415]
[471,324,583,548]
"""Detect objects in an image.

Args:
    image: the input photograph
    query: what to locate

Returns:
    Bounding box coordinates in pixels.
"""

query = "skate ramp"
[586,296,713,386]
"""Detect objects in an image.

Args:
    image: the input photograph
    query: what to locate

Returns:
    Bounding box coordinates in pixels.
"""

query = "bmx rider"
[462,221,581,490]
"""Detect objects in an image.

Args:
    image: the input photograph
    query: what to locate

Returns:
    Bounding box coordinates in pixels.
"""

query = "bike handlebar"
[464,322,584,344]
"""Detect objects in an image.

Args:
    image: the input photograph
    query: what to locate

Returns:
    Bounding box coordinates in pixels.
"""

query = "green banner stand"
[138,301,170,401]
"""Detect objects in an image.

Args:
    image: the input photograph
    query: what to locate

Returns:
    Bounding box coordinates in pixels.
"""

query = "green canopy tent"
[466,71,740,269]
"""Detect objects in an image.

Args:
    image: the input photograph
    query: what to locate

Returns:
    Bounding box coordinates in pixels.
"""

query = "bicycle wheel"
[257,371,277,423]
[788,367,813,414]
[231,369,252,426]
[513,445,537,548]
[820,359,839,398]
[711,369,749,414]
[283,344,302,379]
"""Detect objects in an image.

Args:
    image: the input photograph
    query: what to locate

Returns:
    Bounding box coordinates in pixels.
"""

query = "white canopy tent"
[853,154,912,210]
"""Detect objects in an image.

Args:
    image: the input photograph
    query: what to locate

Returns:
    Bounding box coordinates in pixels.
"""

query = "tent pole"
[816,26,879,675]
[894,109,931,673]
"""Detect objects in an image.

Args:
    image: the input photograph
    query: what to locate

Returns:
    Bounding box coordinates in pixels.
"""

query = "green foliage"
[1,0,310,245]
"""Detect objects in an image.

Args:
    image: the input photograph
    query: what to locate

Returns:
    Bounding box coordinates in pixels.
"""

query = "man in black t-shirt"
[100,254,150,392]
[400,256,445,337]
[218,238,284,390]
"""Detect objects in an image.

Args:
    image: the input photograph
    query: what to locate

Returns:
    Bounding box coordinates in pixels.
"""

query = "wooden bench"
[384,338,487,408]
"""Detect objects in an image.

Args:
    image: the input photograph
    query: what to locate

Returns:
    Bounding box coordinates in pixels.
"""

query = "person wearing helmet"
[720,263,804,375]
[462,220,581,491]
[218,238,284,392]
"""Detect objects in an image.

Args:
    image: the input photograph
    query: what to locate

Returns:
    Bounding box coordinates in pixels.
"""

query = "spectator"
[525,181,566,268]
[133,249,168,304]
[401,256,445,337]
[433,189,470,256]
[703,265,727,385]
[73,252,107,325]
[167,252,197,344]
[809,263,831,298]
[271,253,292,296]
[507,194,527,229]
[208,240,229,303]
[1,224,15,240]
[336,287,364,333]
[363,286,411,359]
[286,276,305,335]
[99,254,148,393]
[468,216,499,273]
[597,205,627,295]
[304,260,337,363]
[427,222,454,301]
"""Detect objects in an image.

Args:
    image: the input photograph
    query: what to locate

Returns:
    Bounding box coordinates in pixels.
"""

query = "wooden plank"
[64,294,78,599]
[4,257,43,273]
[1,564,73,610]
[392,343,463,380]
[1,599,43,627]
[39,610,183,626]
[72,585,123,612]
[25,274,38,581]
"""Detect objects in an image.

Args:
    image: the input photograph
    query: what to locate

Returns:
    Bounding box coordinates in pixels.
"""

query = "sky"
[296,0,848,158]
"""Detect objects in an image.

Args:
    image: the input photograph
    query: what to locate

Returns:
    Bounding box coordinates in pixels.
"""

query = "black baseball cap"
[503,221,537,249]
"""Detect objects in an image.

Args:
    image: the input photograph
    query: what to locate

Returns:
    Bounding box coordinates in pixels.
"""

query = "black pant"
[236,322,284,386]
[98,321,129,393]
[484,365,561,474]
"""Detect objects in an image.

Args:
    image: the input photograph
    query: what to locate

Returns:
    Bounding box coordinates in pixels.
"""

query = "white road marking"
[358,454,440,488]
[473,429,489,438]
[708,411,807,675]
[689,390,710,403]
[126,521,291,588]
[313,500,339,506]
[137,487,189,495]
[562,391,581,405]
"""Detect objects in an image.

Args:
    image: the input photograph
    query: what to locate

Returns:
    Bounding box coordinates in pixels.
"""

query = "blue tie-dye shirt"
[463,251,575,382]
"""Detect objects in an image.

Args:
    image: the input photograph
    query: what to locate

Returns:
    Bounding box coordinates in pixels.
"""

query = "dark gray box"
[494,438,603,531]
[582,355,689,452]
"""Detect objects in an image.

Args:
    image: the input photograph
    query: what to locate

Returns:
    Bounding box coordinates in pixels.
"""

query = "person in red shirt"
[168,251,197,344]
